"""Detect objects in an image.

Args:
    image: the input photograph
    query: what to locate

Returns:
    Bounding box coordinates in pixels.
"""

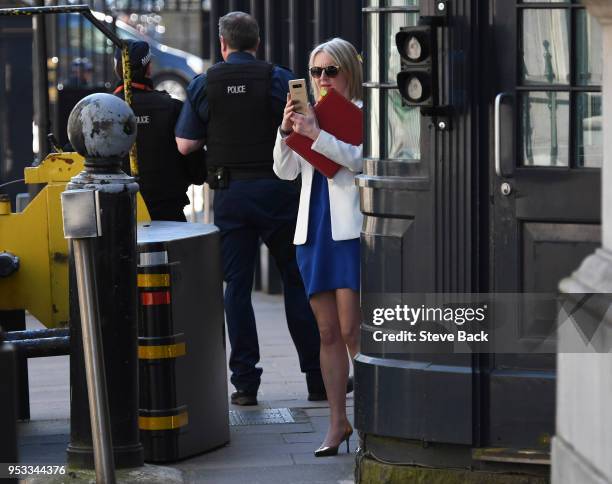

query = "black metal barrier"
[0,310,30,421]
[0,321,70,420]
[0,330,18,484]
[5,328,69,358]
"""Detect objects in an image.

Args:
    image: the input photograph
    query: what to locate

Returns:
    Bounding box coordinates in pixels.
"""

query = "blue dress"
[296,170,360,298]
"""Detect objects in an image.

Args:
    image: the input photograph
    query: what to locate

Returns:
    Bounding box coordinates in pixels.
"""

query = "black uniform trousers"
[213,178,322,394]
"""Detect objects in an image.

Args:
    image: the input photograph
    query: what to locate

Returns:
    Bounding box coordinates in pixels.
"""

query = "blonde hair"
[308,38,363,102]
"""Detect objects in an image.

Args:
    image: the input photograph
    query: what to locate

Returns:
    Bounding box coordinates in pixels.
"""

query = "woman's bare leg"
[336,288,361,359]
[309,291,351,446]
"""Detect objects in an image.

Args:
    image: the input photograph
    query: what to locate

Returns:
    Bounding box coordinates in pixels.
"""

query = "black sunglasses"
[309,65,341,78]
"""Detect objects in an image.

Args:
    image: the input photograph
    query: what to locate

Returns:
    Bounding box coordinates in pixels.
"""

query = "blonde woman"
[273,38,363,457]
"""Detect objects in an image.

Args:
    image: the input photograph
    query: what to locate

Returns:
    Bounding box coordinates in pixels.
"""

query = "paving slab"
[181,463,355,484]
[291,450,356,466]
[282,433,325,444]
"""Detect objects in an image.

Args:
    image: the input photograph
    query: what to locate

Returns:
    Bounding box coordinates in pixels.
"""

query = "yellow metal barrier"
[0,152,151,328]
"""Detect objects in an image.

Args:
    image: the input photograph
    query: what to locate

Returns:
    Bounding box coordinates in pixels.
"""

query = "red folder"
[285,88,363,178]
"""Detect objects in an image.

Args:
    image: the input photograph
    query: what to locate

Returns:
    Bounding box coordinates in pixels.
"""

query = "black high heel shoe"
[314,425,353,457]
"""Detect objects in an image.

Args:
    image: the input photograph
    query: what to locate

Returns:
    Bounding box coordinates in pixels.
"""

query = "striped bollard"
[137,252,188,462]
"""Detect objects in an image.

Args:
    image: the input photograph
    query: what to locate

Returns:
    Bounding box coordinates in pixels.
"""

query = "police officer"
[175,11,333,406]
[114,40,204,221]
[68,57,93,87]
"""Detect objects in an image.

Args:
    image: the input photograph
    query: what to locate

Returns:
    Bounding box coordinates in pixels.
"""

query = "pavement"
[18,291,356,484]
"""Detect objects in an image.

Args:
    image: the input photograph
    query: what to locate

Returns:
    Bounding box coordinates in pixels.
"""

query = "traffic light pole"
[394,5,451,131]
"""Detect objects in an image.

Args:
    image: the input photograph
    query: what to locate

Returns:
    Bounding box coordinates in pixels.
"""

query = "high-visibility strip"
[139,411,188,431]
[114,82,154,94]
[138,342,186,359]
[140,291,171,306]
[137,273,170,288]
[139,251,168,267]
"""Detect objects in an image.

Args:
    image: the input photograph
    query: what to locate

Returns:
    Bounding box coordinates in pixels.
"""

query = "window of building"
[363,0,421,162]
[519,1,602,168]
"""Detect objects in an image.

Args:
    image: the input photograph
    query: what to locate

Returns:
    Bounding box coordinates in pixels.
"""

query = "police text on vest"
[227,85,246,94]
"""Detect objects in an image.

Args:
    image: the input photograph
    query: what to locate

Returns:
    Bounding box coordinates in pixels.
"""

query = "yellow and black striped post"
[137,252,188,462]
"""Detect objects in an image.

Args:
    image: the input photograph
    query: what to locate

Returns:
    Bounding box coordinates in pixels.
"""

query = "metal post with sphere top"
[64,93,145,470]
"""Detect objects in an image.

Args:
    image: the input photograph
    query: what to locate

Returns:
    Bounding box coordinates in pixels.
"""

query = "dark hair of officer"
[218,11,259,51]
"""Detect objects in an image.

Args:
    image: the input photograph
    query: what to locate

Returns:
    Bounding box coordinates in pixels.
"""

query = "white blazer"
[273,108,364,245]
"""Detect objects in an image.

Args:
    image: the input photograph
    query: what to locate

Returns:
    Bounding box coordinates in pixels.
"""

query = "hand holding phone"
[288,79,309,115]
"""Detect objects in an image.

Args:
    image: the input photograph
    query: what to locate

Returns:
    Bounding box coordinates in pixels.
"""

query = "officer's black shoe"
[307,377,354,402]
[231,391,258,406]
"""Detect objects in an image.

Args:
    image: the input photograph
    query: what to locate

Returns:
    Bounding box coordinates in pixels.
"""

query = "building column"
[552,2,612,483]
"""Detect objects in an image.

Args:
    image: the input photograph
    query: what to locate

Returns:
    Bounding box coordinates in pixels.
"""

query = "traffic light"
[396,25,437,107]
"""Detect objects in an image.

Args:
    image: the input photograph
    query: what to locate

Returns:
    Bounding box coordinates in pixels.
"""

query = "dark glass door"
[489,0,601,448]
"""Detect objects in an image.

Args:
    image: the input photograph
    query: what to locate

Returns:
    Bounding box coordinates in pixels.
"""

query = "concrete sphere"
[67,93,137,159]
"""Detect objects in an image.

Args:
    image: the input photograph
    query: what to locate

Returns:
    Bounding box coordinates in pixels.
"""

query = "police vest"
[115,84,191,205]
[206,61,278,175]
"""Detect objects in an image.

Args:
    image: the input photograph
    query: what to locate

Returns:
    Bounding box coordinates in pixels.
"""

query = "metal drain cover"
[229,408,295,426]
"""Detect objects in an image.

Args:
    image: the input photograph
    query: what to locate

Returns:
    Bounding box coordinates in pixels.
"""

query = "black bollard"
[137,262,187,462]
[0,310,29,421]
[64,93,144,469]
[0,328,18,484]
